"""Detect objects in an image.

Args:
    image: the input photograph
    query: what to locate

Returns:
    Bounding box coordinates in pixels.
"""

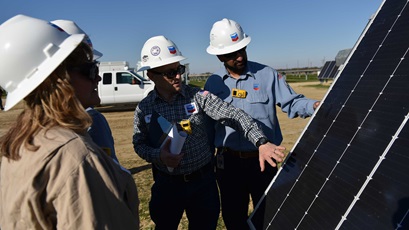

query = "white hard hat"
[0,14,85,111]
[51,19,103,60]
[137,35,186,72]
[206,18,251,55]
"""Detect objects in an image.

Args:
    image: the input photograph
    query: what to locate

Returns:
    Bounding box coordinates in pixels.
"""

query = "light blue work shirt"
[204,61,317,151]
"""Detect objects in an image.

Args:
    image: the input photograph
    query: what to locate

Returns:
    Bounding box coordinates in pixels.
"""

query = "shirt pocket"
[244,89,269,119]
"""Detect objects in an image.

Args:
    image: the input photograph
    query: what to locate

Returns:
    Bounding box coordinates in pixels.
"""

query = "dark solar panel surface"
[318,61,338,79]
[249,0,409,229]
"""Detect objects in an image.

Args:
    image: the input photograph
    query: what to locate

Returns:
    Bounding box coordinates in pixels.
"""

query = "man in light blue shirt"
[205,18,320,230]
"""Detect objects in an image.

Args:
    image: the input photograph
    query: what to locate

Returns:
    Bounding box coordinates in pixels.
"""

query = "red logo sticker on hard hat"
[168,46,177,54]
[230,32,239,42]
[184,102,198,115]
[151,46,161,56]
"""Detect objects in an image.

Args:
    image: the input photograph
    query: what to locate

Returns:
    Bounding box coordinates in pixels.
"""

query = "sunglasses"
[68,61,100,80]
[223,46,247,59]
[150,65,185,79]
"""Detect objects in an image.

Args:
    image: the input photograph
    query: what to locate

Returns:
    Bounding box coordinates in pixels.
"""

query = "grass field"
[0,79,331,229]
[118,80,330,229]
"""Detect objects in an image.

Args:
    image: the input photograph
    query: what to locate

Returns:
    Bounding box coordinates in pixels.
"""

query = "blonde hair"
[0,43,93,160]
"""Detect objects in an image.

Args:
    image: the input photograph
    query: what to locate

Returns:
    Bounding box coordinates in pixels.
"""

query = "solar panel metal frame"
[249,0,409,229]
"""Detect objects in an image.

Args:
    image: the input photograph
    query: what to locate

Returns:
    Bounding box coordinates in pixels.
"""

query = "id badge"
[216,154,224,169]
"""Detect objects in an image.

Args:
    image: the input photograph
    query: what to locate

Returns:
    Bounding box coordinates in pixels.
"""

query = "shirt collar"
[152,84,187,102]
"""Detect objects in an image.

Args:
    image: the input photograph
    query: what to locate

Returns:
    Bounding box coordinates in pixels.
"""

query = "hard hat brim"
[4,34,85,111]
[93,48,103,60]
[50,20,103,61]
[137,55,187,72]
[206,36,251,55]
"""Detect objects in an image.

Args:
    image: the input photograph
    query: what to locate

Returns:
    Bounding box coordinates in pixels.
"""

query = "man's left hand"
[258,142,286,172]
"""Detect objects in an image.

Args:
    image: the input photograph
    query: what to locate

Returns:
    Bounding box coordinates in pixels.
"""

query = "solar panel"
[327,64,338,80]
[249,0,409,229]
[318,61,338,79]
[317,61,331,79]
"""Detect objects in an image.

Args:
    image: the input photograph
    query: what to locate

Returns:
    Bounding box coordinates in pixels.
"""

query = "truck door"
[114,72,150,103]
[99,72,116,104]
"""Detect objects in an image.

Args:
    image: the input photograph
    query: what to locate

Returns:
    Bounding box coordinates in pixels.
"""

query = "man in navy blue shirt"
[205,18,320,230]
[52,20,124,168]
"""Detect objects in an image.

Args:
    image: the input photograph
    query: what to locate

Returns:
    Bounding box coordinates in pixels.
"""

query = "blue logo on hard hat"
[168,46,177,54]
[230,32,239,42]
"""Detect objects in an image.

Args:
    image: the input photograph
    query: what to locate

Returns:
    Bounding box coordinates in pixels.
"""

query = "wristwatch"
[256,137,269,148]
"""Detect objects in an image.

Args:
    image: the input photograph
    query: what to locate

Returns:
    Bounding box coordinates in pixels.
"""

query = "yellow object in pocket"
[180,120,192,135]
[232,88,247,98]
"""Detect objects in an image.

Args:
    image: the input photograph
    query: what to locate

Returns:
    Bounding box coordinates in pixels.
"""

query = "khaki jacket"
[0,127,139,229]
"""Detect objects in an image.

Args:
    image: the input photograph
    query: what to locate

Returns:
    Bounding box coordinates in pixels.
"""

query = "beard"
[224,57,247,75]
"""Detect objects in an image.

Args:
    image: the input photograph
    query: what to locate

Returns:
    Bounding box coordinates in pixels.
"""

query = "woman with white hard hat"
[0,15,139,229]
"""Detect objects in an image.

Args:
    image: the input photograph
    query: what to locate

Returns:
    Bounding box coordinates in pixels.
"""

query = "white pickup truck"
[98,61,154,105]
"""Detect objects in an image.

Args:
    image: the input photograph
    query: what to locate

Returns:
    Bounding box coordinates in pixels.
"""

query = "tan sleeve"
[1,129,139,229]
[53,151,140,229]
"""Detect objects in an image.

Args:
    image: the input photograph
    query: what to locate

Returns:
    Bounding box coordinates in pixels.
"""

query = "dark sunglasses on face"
[68,61,100,80]
[223,46,247,59]
[150,65,185,79]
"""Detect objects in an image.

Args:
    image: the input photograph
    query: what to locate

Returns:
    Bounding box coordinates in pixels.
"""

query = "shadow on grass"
[129,163,152,175]
[302,83,331,89]
[95,103,137,113]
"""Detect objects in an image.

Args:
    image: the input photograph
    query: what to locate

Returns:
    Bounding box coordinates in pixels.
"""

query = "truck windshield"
[130,71,150,82]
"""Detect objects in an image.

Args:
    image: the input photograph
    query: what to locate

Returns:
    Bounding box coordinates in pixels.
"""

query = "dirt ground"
[0,81,330,229]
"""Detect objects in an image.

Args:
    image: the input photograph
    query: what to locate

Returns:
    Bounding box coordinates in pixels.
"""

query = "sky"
[0,0,384,74]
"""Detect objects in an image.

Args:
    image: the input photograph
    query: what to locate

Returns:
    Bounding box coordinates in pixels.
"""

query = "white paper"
[167,124,187,172]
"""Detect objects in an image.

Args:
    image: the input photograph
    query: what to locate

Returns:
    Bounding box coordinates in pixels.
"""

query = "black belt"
[218,147,259,158]
[153,162,213,182]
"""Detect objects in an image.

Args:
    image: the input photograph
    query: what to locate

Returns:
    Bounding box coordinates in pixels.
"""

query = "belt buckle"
[238,151,247,158]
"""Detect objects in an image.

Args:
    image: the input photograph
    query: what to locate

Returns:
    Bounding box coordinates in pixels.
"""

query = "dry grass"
[0,81,330,229]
